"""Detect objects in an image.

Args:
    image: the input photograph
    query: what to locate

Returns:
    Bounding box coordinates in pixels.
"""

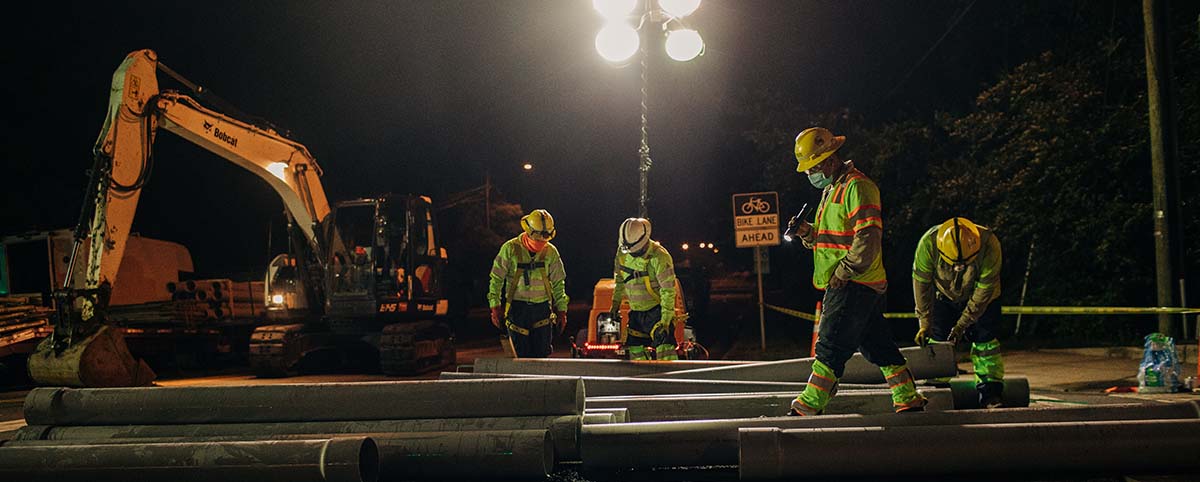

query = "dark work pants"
[627,305,672,348]
[928,295,1001,343]
[814,282,907,378]
[507,300,552,358]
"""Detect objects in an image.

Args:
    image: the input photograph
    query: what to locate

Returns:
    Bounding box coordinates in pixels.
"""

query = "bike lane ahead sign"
[733,191,781,248]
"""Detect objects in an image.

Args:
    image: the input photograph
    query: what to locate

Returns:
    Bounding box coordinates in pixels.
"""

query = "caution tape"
[764,303,1200,322]
[762,303,817,321]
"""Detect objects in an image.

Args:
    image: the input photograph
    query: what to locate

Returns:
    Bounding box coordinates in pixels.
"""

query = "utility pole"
[1141,0,1186,336]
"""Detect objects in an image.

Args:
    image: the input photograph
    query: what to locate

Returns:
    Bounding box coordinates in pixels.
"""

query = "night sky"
[3,1,1065,301]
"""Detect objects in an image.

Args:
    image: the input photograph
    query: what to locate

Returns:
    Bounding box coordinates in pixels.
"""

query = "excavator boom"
[28,49,332,387]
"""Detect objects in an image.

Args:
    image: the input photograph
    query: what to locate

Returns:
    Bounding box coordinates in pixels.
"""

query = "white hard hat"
[619,218,652,254]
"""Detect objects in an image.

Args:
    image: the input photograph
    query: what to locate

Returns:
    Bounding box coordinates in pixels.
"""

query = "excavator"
[27,49,454,387]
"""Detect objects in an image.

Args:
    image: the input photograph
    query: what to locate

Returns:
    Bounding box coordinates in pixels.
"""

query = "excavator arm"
[29,49,332,386]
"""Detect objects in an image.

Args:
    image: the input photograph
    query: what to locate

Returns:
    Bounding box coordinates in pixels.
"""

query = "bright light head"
[659,0,700,18]
[593,0,637,19]
[270,294,285,305]
[665,28,704,61]
[596,22,640,63]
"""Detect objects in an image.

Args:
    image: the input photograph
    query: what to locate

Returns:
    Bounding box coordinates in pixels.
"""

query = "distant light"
[665,28,704,62]
[659,0,701,18]
[596,22,640,63]
[713,248,719,254]
[593,0,637,19]
[681,243,689,250]
[523,163,534,171]
[266,162,288,181]
[271,294,285,305]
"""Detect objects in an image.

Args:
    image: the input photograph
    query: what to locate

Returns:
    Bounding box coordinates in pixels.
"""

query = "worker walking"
[787,127,927,416]
[913,217,1006,408]
[610,218,679,361]
[487,209,569,358]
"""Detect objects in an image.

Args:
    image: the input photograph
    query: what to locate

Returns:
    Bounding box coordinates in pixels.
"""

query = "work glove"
[555,311,568,334]
[914,321,930,347]
[650,318,672,344]
[490,306,504,330]
[947,320,971,343]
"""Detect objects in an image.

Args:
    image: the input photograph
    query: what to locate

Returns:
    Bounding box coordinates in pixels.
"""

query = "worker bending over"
[913,217,1005,408]
[787,127,927,416]
[610,218,679,360]
[487,209,569,358]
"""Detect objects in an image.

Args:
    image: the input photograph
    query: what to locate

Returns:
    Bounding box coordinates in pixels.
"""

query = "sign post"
[733,192,781,352]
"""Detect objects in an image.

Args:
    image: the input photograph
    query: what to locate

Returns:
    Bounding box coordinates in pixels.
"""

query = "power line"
[885,0,978,99]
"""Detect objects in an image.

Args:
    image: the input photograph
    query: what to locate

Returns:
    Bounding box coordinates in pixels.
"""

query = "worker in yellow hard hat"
[487,209,569,358]
[610,218,679,361]
[913,217,1005,407]
[786,127,928,416]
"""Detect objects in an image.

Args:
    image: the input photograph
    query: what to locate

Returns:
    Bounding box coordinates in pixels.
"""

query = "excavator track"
[378,321,455,376]
[248,324,334,377]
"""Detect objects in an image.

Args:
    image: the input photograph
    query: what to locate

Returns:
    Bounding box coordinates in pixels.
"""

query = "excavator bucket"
[27,325,155,387]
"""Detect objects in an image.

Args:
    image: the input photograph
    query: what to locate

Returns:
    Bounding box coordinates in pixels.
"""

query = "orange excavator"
[27,49,454,387]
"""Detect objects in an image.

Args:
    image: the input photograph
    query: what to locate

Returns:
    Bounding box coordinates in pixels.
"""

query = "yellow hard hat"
[936,217,981,265]
[521,209,556,241]
[794,127,845,173]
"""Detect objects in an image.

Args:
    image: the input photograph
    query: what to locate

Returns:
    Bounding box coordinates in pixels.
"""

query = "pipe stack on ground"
[7,378,583,480]
[580,401,1200,474]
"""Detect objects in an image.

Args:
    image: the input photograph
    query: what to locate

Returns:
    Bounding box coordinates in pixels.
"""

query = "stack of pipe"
[0,301,51,350]
[4,378,583,480]
[580,401,1200,476]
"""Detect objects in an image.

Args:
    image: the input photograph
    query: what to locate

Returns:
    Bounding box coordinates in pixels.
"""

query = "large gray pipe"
[585,388,952,422]
[16,415,583,462]
[739,419,1200,479]
[24,378,584,425]
[643,344,955,383]
[5,431,550,481]
[581,401,1200,472]
[439,372,880,397]
[583,408,629,423]
[471,358,746,377]
[0,437,378,482]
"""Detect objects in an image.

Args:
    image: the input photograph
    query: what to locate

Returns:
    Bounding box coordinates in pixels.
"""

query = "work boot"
[978,381,1004,408]
[788,398,823,416]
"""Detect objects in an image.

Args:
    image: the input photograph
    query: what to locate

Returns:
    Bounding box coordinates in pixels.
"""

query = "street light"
[592,0,704,218]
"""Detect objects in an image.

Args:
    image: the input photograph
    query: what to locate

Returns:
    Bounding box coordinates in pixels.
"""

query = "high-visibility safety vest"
[611,241,676,322]
[487,236,569,312]
[811,167,887,290]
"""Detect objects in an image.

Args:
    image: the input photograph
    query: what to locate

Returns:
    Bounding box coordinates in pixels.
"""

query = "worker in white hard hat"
[487,209,569,358]
[610,218,679,360]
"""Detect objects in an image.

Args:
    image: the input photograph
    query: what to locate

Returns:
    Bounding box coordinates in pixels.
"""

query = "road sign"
[733,191,781,248]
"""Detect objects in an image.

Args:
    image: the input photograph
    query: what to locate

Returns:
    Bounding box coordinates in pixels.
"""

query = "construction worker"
[787,127,927,416]
[913,217,1005,408]
[487,209,569,358]
[610,218,678,361]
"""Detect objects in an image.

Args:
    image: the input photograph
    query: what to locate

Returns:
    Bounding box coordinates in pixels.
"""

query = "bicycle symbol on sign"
[741,197,771,214]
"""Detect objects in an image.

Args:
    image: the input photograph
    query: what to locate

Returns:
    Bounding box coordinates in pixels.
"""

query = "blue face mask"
[807,171,834,189]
